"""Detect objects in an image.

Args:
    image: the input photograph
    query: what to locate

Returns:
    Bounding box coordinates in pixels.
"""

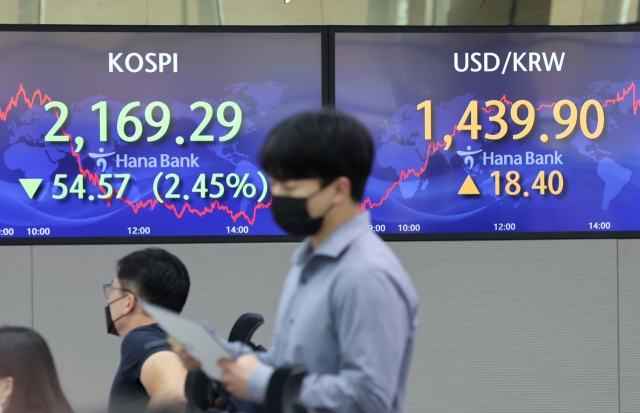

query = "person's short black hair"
[260,109,374,202]
[116,248,190,313]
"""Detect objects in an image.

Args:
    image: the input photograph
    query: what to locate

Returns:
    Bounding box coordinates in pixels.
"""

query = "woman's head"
[0,326,73,413]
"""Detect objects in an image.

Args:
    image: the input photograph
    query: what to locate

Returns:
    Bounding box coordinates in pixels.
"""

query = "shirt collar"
[292,211,371,264]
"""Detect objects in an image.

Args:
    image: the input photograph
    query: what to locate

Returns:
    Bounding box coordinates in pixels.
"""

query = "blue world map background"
[0,31,322,238]
[336,31,640,234]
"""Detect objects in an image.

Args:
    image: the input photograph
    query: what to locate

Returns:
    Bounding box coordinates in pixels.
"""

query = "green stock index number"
[51,173,130,200]
[43,100,242,144]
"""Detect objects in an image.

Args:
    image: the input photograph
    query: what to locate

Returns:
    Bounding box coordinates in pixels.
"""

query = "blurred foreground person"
[179,110,419,413]
[0,326,74,413]
[105,248,190,413]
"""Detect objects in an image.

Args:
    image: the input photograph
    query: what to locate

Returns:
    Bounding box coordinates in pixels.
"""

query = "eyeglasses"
[103,283,133,300]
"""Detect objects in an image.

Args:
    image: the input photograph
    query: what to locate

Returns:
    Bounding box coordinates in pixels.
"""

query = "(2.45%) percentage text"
[152,172,269,204]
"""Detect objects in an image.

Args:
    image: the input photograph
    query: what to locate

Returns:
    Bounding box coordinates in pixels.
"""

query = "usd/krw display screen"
[0,30,322,242]
[335,30,640,237]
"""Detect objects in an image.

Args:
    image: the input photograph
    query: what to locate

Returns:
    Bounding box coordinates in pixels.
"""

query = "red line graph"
[6,81,640,218]
[2,84,271,224]
[361,140,446,210]
[360,82,640,211]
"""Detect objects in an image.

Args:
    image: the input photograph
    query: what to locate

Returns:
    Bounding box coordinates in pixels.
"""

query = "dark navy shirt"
[109,324,171,413]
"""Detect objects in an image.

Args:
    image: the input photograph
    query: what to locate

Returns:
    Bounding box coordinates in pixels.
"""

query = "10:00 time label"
[399,224,421,232]
[27,228,51,236]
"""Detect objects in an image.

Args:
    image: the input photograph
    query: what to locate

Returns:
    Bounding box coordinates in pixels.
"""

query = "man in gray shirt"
[187,110,418,413]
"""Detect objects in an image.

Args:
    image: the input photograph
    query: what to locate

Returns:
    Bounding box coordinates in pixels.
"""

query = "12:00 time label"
[494,223,516,231]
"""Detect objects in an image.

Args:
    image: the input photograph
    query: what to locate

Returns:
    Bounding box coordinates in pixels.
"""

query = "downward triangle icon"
[19,178,42,199]
[458,175,480,195]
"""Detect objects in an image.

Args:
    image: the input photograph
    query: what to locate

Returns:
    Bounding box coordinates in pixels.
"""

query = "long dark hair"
[0,326,74,413]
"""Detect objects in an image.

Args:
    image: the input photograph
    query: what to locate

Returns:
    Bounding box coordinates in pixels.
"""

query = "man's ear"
[0,376,14,400]
[123,292,137,315]
[333,176,353,204]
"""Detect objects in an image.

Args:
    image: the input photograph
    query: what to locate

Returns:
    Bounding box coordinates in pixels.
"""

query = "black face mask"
[271,187,333,236]
[105,294,130,337]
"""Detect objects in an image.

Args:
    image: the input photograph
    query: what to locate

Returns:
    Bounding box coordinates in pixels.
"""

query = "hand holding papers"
[139,300,235,380]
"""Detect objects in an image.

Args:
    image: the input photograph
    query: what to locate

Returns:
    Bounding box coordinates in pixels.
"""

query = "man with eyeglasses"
[104,247,191,413]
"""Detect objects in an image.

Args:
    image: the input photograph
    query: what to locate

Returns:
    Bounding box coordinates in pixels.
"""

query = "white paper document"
[139,300,234,380]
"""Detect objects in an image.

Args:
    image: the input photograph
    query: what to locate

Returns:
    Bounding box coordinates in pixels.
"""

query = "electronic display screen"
[0,29,323,242]
[335,30,640,238]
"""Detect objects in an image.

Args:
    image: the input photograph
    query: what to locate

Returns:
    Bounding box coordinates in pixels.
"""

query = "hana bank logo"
[88,148,116,172]
[456,146,482,170]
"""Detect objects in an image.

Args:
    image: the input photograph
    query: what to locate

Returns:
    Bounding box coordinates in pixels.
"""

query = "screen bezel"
[0,24,324,245]
[330,24,640,242]
[1,24,639,244]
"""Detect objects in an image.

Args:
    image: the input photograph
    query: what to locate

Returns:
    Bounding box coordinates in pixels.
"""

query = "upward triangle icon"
[458,175,480,195]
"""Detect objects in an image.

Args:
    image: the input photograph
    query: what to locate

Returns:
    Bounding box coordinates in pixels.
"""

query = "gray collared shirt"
[244,211,418,413]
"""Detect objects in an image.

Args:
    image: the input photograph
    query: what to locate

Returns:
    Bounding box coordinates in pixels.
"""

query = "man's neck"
[309,203,362,250]
[119,314,156,338]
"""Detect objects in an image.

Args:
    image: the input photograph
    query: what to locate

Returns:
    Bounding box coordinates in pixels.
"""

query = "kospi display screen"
[0,28,323,243]
[334,29,640,238]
